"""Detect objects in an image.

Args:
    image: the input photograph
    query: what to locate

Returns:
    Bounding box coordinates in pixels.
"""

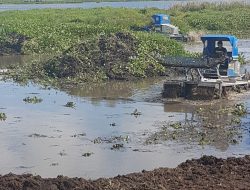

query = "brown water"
[0,41,249,179]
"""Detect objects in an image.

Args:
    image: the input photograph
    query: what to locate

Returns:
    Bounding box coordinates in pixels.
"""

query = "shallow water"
[0,40,250,179]
[0,80,249,178]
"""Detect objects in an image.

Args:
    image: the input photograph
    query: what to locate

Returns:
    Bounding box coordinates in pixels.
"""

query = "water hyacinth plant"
[23,96,43,104]
[0,3,249,55]
[0,112,7,121]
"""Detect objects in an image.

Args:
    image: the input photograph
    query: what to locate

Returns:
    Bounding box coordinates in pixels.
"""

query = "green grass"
[0,3,249,54]
[169,2,250,38]
[0,8,158,54]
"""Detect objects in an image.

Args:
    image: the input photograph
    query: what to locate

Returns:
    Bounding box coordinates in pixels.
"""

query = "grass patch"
[0,4,249,55]
[169,2,250,38]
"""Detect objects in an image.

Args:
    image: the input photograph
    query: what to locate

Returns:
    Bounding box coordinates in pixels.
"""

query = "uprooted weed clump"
[6,32,185,84]
[0,32,28,55]
[44,32,138,81]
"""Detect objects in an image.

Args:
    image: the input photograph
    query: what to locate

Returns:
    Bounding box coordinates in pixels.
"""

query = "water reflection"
[61,77,164,105]
[0,55,28,69]
[0,54,51,69]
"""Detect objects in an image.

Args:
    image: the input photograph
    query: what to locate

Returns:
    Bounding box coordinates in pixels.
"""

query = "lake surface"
[0,41,249,178]
[0,0,249,11]
[0,78,249,179]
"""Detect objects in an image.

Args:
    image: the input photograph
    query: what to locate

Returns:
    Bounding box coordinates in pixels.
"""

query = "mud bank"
[1,155,250,190]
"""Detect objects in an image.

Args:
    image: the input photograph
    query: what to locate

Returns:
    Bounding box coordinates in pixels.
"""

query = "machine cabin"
[201,35,240,78]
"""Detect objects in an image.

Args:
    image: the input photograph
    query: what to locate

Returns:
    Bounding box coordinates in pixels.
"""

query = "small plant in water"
[131,109,141,117]
[232,103,247,116]
[170,122,181,129]
[0,112,7,121]
[23,96,43,104]
[64,101,75,108]
[82,152,94,157]
[111,143,124,150]
[231,117,241,125]
[238,53,246,65]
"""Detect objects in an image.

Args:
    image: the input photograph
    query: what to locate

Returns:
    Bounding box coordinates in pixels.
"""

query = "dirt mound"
[43,32,138,81]
[0,33,28,55]
[1,155,250,190]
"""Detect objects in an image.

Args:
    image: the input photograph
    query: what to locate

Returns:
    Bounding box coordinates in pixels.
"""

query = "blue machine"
[151,14,171,26]
[201,34,240,78]
[150,14,189,41]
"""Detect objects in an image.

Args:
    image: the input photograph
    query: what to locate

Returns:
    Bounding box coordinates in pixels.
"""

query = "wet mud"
[1,155,250,190]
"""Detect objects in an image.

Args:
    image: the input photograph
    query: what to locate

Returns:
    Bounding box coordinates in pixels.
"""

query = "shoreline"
[0,155,250,189]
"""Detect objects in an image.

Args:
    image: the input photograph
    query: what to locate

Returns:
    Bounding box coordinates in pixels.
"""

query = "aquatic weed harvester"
[161,35,250,100]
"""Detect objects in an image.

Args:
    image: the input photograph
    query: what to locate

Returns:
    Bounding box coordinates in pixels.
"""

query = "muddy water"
[0,41,250,179]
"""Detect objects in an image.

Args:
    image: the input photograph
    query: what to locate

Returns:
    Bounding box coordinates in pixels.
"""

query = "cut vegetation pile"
[44,32,138,81]
[7,31,185,83]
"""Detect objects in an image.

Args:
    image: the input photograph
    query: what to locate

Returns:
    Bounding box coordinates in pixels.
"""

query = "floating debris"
[59,151,67,156]
[232,103,247,116]
[198,132,210,146]
[17,166,34,169]
[82,152,94,157]
[169,122,181,129]
[23,96,43,104]
[110,123,116,126]
[71,133,86,138]
[93,135,130,144]
[132,149,154,152]
[50,163,59,166]
[231,117,241,125]
[0,112,7,121]
[64,102,75,108]
[111,143,124,150]
[0,69,8,74]
[131,109,141,116]
[28,133,47,138]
